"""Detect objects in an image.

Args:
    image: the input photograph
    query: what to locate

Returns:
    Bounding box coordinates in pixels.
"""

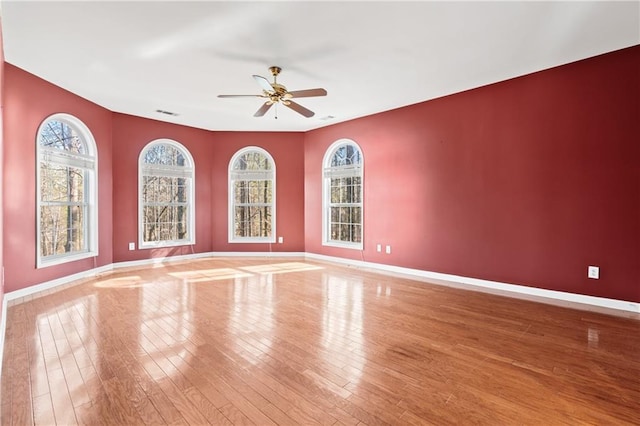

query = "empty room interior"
[0,1,639,425]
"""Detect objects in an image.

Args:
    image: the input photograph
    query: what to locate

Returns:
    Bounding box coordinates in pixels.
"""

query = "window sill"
[322,241,363,251]
[139,240,195,249]
[229,237,276,244]
[37,250,98,269]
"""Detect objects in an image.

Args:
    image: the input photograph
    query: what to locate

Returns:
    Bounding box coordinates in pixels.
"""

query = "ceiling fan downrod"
[269,66,282,84]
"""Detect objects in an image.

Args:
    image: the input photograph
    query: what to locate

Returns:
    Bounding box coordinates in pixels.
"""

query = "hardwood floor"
[2,257,639,425]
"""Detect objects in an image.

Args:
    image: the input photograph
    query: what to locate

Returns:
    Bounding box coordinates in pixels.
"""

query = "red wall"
[2,46,637,304]
[210,132,305,253]
[3,64,113,293]
[305,46,640,303]
[111,113,214,262]
[111,115,305,262]
[0,18,5,310]
[1,67,305,289]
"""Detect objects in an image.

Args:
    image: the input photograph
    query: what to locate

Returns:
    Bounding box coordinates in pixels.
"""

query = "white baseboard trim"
[4,251,307,302]
[0,296,7,375]
[4,264,114,302]
[204,251,307,258]
[3,250,639,312]
[304,253,640,315]
[1,250,638,371]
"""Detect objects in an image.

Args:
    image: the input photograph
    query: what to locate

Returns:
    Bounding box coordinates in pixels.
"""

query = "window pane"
[40,204,85,256]
[234,205,272,237]
[143,143,186,166]
[352,224,362,243]
[39,120,86,154]
[176,179,188,203]
[330,207,339,223]
[40,164,85,203]
[330,144,362,167]
[142,202,189,243]
[339,223,350,241]
[233,151,271,171]
[243,180,271,204]
[330,179,340,203]
[234,181,247,203]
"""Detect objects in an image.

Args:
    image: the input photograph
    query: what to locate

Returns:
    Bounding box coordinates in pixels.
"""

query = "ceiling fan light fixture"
[218,66,327,118]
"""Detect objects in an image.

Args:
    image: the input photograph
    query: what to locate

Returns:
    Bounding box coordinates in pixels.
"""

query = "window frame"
[322,139,364,250]
[228,146,276,244]
[36,113,99,268]
[138,139,196,249]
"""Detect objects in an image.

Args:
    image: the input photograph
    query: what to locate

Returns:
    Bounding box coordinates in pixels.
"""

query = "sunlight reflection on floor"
[240,262,324,274]
[93,275,144,288]
[166,262,324,283]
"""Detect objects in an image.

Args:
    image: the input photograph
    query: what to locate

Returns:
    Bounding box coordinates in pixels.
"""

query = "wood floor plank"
[1,257,639,425]
[47,367,78,425]
[32,393,56,426]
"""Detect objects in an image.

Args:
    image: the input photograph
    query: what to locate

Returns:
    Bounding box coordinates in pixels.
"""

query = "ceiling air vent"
[155,109,179,116]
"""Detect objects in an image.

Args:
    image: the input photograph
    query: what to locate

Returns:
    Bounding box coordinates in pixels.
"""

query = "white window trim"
[322,139,364,250]
[138,139,196,249]
[36,113,99,268]
[228,146,276,243]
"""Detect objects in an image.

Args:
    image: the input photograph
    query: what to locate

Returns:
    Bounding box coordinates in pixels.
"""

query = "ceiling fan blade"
[285,100,315,118]
[286,88,327,98]
[254,102,273,117]
[218,94,263,98]
[253,75,274,93]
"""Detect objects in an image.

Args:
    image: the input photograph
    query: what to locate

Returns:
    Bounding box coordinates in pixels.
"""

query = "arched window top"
[231,146,273,170]
[229,147,275,180]
[38,119,87,154]
[325,139,363,168]
[37,114,96,156]
[141,139,193,168]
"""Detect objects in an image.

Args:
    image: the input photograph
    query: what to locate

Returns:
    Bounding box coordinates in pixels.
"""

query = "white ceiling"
[1,1,638,132]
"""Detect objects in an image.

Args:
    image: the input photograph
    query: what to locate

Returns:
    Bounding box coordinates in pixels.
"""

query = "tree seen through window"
[323,141,363,248]
[39,119,91,258]
[139,140,194,247]
[229,148,275,242]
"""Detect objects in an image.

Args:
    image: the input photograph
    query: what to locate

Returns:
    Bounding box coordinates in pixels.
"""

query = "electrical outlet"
[376,244,381,252]
[385,245,391,254]
[128,242,135,251]
[588,266,599,279]
[278,236,283,244]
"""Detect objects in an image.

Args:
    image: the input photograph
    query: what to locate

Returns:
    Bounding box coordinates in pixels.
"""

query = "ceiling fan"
[218,66,327,118]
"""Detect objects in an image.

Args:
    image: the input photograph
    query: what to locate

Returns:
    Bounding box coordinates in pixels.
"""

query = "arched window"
[323,139,363,249]
[228,147,275,243]
[36,113,98,267]
[139,139,195,248]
